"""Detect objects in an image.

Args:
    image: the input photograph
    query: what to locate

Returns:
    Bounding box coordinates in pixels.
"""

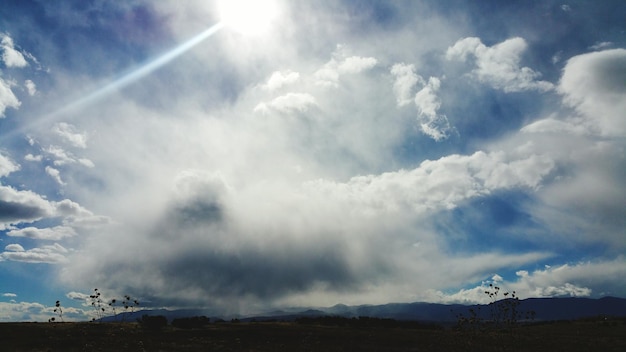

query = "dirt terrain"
[2,319,625,351]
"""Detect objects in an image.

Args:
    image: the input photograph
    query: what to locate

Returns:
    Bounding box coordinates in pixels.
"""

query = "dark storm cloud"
[0,200,49,222]
[157,241,355,301]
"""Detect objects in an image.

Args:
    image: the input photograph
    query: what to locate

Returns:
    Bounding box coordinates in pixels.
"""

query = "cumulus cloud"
[2,293,17,297]
[390,64,453,140]
[1,33,28,68]
[558,48,626,136]
[53,122,87,148]
[262,70,300,91]
[254,92,318,114]
[7,226,77,241]
[24,79,36,96]
[0,152,19,177]
[24,154,42,162]
[414,77,453,141]
[45,166,65,186]
[42,145,94,168]
[4,244,24,252]
[446,37,554,92]
[0,186,55,229]
[422,258,626,304]
[1,243,68,264]
[0,78,20,117]
[390,63,421,107]
[315,46,377,87]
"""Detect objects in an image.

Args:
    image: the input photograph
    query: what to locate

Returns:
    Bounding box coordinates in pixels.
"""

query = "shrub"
[172,316,210,329]
[138,315,168,331]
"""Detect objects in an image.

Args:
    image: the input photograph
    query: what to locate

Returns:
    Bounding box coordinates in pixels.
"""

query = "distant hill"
[98,296,626,324]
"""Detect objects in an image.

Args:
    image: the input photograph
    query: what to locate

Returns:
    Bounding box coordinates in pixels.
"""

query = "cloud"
[389,64,453,140]
[2,293,17,297]
[254,92,318,114]
[390,63,421,107]
[589,41,613,51]
[1,243,68,264]
[4,244,24,252]
[43,145,94,168]
[7,226,77,241]
[45,166,65,186]
[558,48,626,137]
[414,77,453,141]
[262,70,300,91]
[0,152,19,177]
[53,122,87,148]
[1,33,28,68]
[58,145,557,309]
[0,186,55,229]
[423,258,626,304]
[446,37,554,92]
[315,46,377,87]
[24,154,42,162]
[0,77,20,117]
[24,80,37,96]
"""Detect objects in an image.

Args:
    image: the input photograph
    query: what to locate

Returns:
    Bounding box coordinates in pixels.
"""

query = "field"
[2,319,625,351]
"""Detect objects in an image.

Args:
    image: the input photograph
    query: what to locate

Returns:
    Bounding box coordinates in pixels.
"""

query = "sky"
[0,0,625,321]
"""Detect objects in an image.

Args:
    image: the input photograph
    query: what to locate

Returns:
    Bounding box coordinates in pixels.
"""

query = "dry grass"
[2,318,625,351]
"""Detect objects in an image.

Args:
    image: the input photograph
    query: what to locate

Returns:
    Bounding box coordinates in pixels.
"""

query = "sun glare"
[217,0,279,35]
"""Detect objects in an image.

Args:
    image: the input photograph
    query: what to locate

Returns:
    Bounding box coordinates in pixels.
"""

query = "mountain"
[98,296,626,324]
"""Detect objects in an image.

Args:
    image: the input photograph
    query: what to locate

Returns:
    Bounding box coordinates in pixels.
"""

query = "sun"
[217,0,280,35]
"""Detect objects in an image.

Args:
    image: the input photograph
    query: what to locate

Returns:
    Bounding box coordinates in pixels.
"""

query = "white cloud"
[315,46,377,87]
[337,56,378,74]
[24,154,42,162]
[414,76,453,141]
[0,185,56,229]
[53,122,87,148]
[558,48,626,137]
[4,244,24,252]
[446,37,554,92]
[1,243,68,264]
[306,150,554,214]
[389,64,453,140]
[2,293,17,297]
[0,152,20,177]
[1,33,28,68]
[24,80,37,96]
[254,92,318,114]
[7,226,77,241]
[390,63,421,107]
[45,166,65,185]
[43,145,94,168]
[263,70,300,91]
[422,258,626,304]
[0,78,21,117]
[589,41,612,51]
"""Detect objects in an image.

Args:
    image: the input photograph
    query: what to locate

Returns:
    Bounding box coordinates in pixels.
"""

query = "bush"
[138,315,168,331]
[171,316,210,329]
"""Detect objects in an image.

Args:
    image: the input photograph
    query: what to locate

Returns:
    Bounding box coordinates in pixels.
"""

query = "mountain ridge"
[99,296,626,324]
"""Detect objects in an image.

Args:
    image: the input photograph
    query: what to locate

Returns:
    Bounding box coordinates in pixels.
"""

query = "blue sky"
[1,0,625,321]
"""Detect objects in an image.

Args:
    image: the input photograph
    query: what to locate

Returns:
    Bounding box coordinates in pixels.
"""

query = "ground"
[1,319,625,351]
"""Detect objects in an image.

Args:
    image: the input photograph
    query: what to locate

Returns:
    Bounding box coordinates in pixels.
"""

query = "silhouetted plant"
[121,294,139,322]
[48,300,63,323]
[89,288,107,321]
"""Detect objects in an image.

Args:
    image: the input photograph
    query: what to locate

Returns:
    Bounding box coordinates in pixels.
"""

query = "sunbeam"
[8,22,225,138]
